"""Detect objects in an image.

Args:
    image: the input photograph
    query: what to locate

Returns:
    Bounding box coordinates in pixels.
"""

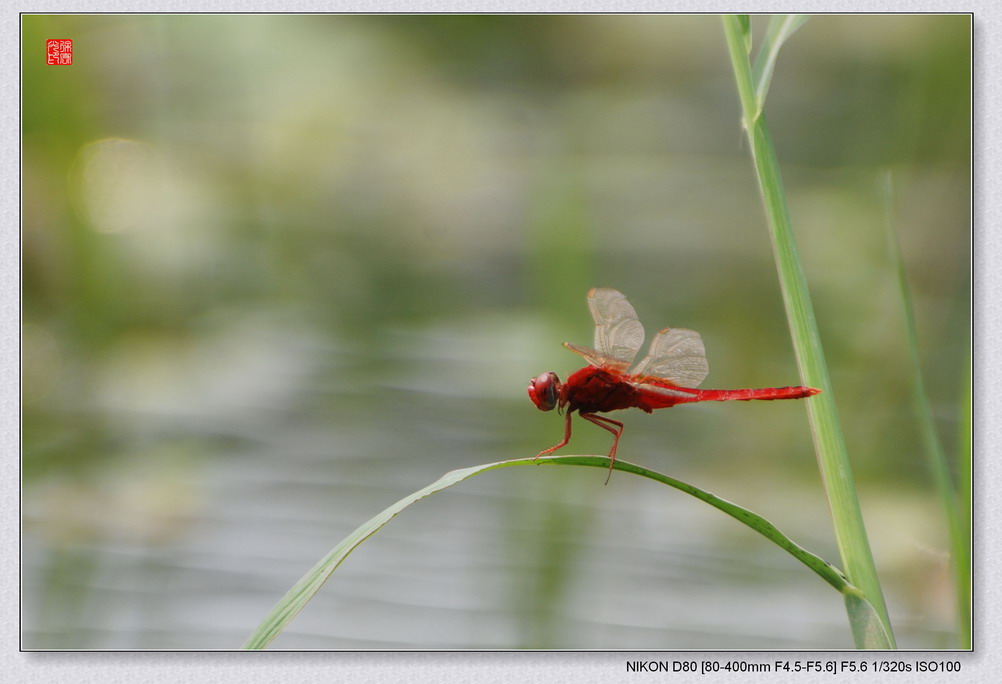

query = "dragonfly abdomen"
[691,386,821,403]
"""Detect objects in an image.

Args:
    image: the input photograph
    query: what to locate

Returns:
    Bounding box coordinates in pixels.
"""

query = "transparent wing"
[586,288,645,365]
[629,327,709,388]
[563,342,631,372]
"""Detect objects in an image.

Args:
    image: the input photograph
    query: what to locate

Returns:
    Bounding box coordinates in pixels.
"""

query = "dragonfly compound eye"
[528,371,560,411]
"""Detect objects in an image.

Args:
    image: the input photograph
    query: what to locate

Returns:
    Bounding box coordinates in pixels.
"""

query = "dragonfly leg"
[580,413,625,484]
[534,410,574,460]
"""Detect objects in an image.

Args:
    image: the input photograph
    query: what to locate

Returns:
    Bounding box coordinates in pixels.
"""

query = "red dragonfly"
[528,288,820,481]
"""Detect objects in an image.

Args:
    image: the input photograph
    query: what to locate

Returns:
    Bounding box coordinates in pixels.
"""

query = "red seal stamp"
[46,39,73,65]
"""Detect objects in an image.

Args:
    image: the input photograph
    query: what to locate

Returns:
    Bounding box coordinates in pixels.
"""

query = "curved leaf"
[244,454,857,649]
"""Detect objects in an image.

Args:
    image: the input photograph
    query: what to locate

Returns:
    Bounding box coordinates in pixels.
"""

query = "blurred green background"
[22,14,969,649]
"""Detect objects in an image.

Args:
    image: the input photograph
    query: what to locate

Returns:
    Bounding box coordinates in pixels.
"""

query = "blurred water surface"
[23,14,968,649]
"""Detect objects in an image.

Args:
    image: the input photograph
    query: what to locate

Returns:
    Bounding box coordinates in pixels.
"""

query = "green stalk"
[721,16,895,647]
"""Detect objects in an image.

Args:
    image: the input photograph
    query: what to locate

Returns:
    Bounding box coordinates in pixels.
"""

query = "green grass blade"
[957,350,972,648]
[752,15,809,112]
[722,15,896,647]
[737,14,752,54]
[882,174,970,647]
[552,457,852,593]
[241,460,513,650]
[243,454,861,649]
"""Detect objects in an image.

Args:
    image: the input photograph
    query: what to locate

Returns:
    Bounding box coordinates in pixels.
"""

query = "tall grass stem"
[722,15,895,647]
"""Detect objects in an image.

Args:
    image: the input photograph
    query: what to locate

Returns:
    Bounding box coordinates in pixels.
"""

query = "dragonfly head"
[528,371,561,412]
